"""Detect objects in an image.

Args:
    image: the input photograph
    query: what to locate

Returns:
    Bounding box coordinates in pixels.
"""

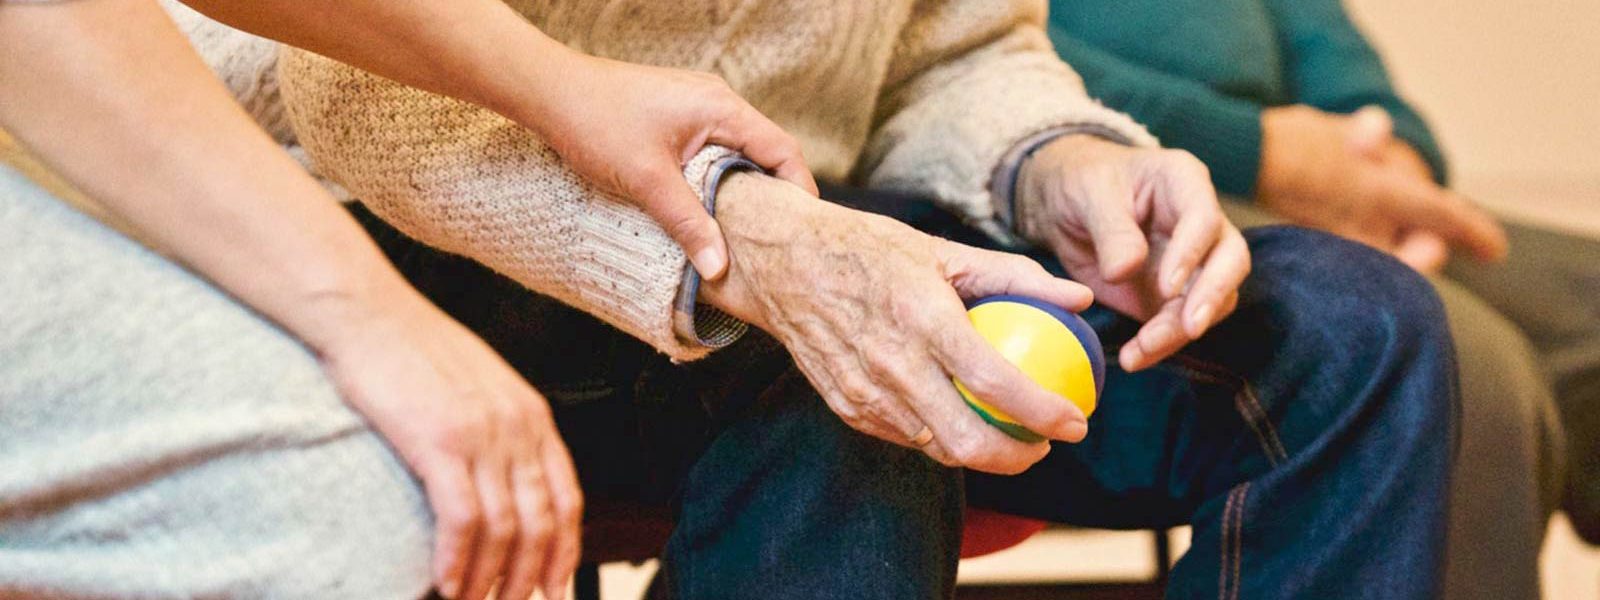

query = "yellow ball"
[955,295,1105,442]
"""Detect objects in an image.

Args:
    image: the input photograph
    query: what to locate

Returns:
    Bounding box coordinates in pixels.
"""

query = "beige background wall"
[1345,0,1600,232]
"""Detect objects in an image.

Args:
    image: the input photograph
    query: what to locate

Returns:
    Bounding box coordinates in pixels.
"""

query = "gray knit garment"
[0,163,434,598]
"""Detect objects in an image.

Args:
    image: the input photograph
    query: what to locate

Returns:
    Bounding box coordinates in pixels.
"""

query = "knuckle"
[526,518,555,546]
[435,412,489,451]
[836,372,879,404]
[661,210,707,241]
[1165,151,1212,180]
[1036,409,1075,436]
[860,348,905,380]
[945,434,988,466]
[956,368,1004,399]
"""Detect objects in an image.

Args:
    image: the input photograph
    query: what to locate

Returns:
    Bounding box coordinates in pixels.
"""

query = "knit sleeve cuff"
[989,124,1145,245]
[671,152,759,351]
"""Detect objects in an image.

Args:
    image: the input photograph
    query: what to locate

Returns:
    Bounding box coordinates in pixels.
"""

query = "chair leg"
[574,563,602,600]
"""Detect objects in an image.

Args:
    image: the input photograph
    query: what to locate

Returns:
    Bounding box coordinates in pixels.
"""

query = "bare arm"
[0,2,581,598]
[179,0,815,279]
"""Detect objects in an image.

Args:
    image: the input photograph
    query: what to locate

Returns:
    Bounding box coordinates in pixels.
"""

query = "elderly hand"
[1258,104,1507,273]
[1015,135,1249,372]
[310,290,582,600]
[700,174,1094,475]
[516,51,818,281]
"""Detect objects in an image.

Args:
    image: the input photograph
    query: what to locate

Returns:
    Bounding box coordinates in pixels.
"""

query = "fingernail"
[1064,419,1088,441]
[1119,344,1143,372]
[1189,303,1215,334]
[691,247,727,280]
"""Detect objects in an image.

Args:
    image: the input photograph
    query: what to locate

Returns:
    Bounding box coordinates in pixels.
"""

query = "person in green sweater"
[1045,0,1600,597]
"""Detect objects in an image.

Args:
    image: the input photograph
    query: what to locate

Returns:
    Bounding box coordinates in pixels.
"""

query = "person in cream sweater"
[4,1,1460,599]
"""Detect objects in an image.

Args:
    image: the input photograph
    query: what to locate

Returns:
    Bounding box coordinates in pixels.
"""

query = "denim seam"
[1228,483,1241,600]
[1220,482,1251,600]
[1239,384,1288,461]
[1165,355,1289,466]
[1220,486,1236,600]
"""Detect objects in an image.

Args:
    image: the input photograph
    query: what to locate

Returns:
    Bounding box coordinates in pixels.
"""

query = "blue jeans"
[351,184,1458,599]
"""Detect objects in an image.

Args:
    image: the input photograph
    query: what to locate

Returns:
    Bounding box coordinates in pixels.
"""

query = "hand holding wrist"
[698,171,1094,474]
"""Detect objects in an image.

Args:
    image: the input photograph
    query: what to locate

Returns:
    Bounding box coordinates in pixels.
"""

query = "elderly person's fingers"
[940,243,1094,312]
[901,353,1051,475]
[909,287,1088,443]
[1074,178,1149,282]
[1178,225,1250,338]
[1119,297,1190,372]
[1146,151,1225,300]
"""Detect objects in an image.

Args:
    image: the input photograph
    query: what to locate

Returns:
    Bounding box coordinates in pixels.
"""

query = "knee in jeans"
[1244,227,1456,425]
[1248,226,1450,353]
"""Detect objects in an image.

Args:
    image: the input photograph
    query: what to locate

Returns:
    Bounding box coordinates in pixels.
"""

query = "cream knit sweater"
[269,1,1158,360]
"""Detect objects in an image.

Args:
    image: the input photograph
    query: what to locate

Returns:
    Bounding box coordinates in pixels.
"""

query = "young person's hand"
[1258,104,1507,273]
[0,3,582,598]
[303,288,582,600]
[179,0,816,283]
[1015,135,1249,372]
[700,174,1094,475]
[512,52,818,281]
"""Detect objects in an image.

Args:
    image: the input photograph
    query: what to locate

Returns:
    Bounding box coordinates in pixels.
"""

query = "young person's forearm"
[176,0,575,133]
[0,0,419,350]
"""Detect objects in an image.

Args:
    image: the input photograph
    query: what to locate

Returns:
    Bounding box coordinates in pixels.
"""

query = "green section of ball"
[964,398,1046,443]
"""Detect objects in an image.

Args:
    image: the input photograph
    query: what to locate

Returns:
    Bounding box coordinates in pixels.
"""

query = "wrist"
[469,29,584,138]
[274,251,436,359]
[696,172,841,331]
[695,172,775,329]
[1256,107,1313,202]
[1013,134,1102,241]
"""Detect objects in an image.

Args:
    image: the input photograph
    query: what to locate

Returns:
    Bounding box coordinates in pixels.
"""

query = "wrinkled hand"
[1015,135,1250,372]
[311,291,582,600]
[518,51,818,281]
[1259,104,1507,273]
[700,174,1094,474]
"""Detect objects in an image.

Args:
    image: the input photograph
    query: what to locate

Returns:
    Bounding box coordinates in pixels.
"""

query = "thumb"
[1346,105,1394,157]
[636,167,730,281]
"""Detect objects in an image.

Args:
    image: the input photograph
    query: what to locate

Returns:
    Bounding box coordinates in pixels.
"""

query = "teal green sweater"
[1046,0,1448,197]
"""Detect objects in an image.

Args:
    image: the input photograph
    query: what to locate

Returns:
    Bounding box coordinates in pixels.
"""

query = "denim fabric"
[350,203,962,600]
[827,185,1459,599]
[350,183,1458,599]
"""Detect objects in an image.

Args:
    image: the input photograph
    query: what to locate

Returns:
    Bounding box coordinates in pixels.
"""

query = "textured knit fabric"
[278,0,1157,361]
[1045,0,1448,196]
[0,163,435,599]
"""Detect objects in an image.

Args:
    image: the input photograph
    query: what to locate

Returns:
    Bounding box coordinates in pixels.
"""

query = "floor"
[590,203,1600,599]
[592,515,1598,599]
